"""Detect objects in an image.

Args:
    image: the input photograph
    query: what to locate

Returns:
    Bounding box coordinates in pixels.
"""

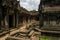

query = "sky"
[20,0,40,11]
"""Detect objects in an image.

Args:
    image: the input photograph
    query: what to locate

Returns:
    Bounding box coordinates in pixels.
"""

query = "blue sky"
[20,0,40,11]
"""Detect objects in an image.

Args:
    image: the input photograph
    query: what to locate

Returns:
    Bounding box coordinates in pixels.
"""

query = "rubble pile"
[5,24,40,40]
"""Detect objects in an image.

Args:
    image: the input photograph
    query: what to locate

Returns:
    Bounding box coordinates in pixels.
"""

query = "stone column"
[4,16,9,30]
[0,8,2,29]
[15,12,18,28]
[39,14,44,28]
[13,14,15,27]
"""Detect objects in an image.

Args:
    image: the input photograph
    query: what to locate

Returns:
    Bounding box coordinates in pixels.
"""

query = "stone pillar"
[15,12,18,28]
[13,14,15,27]
[28,16,30,23]
[27,16,28,23]
[28,16,31,23]
[23,17,26,25]
[39,14,44,28]
[22,17,24,25]
[30,16,31,22]
[0,8,2,29]
[4,16,8,30]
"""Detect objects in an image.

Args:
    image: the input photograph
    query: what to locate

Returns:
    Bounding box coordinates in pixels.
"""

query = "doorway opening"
[9,15,14,29]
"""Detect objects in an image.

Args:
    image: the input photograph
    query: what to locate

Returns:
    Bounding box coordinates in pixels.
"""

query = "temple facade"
[38,1,60,39]
[39,0,60,30]
[0,0,20,34]
[38,1,60,40]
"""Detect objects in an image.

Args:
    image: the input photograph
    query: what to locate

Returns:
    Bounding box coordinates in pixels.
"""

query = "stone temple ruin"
[0,0,39,40]
[1,0,60,40]
[39,0,60,39]
[0,0,20,35]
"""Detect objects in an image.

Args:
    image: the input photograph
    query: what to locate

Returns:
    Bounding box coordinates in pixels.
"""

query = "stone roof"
[43,6,60,13]
[29,11,39,15]
[20,6,39,15]
[20,6,29,14]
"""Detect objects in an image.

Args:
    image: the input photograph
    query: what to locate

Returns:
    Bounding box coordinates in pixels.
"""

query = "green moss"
[40,37,51,40]
[39,36,60,40]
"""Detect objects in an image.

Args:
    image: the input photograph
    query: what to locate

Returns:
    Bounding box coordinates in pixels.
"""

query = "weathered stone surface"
[38,0,60,34]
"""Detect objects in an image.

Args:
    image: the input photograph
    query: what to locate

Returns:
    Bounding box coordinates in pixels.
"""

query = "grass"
[39,36,60,40]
